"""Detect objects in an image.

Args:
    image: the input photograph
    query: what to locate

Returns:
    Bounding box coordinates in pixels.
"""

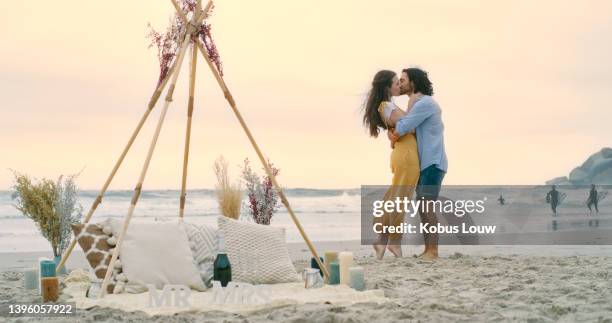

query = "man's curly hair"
[403,67,434,96]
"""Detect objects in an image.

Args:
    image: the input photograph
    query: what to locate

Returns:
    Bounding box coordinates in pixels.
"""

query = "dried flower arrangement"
[241,158,280,225]
[11,171,83,257]
[213,156,242,219]
[147,0,223,87]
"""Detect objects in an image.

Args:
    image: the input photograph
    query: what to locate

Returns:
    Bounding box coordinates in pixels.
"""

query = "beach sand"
[1,242,612,322]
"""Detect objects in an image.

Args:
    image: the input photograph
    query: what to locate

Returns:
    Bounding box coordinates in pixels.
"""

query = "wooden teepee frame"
[56,0,329,297]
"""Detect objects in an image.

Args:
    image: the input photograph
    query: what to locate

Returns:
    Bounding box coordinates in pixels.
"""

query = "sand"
[1,243,612,322]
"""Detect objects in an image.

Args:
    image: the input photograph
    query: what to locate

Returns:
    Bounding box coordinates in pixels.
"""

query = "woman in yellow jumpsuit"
[363,70,420,259]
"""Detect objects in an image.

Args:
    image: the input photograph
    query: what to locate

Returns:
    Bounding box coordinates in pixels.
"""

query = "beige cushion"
[109,219,206,292]
[218,217,300,284]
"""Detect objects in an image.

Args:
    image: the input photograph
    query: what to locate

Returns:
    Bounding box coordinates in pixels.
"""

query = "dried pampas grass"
[213,156,242,219]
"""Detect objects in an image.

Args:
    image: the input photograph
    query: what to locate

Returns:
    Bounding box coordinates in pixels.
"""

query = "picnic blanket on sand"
[63,281,389,316]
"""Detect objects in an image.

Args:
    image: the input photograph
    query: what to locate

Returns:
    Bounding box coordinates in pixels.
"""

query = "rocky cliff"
[546,147,612,185]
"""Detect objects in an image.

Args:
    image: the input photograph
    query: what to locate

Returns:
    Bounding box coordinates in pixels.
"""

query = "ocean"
[0,188,362,252]
[1,186,611,253]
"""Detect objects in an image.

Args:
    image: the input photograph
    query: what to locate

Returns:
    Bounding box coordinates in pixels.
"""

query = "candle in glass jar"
[40,260,56,278]
[38,258,55,295]
[41,277,59,302]
[323,251,338,283]
[338,252,353,285]
[24,267,38,290]
[310,257,324,277]
[349,266,365,291]
[328,261,340,285]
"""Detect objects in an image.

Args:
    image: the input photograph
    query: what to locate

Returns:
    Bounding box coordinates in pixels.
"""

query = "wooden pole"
[170,1,330,279]
[100,31,192,298]
[170,0,189,23]
[194,41,330,279]
[171,0,213,26]
[179,43,198,218]
[55,51,179,274]
[170,0,328,279]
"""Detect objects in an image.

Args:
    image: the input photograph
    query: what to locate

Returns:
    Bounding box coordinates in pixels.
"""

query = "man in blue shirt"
[388,67,448,261]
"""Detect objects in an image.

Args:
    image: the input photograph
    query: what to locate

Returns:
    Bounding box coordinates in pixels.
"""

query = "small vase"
[53,256,67,276]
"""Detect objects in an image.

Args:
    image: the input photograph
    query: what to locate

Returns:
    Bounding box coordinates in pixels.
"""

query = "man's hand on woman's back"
[387,127,399,148]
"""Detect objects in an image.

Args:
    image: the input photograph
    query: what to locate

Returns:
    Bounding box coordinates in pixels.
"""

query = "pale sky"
[0,0,611,190]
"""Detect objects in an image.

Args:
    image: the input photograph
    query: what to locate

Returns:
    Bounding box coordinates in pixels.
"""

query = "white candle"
[349,266,365,291]
[338,252,353,285]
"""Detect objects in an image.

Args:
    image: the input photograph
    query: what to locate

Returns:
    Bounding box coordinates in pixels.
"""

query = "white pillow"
[110,219,206,292]
[183,222,218,287]
[218,217,300,284]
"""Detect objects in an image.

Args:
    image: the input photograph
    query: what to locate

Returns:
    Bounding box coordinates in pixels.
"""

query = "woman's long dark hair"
[363,70,396,137]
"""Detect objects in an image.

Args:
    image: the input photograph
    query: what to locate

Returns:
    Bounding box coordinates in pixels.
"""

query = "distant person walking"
[546,185,559,215]
[498,194,505,205]
[587,184,599,214]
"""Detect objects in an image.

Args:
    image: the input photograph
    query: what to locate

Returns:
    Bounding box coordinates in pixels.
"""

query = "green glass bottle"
[213,232,231,287]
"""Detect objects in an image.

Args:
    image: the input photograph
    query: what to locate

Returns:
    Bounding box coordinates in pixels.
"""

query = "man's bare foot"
[413,249,428,258]
[419,251,438,262]
[387,244,403,258]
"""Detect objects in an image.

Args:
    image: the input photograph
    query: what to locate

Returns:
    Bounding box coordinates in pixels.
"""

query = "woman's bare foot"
[387,243,403,258]
[373,243,386,260]
[373,235,388,260]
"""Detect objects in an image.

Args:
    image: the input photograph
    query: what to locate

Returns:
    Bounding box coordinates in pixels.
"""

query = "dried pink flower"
[241,158,280,225]
[146,0,223,87]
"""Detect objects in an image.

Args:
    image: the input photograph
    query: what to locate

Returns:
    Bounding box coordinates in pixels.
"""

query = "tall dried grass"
[213,156,242,219]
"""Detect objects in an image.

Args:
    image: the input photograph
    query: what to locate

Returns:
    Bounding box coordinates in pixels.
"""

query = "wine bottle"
[213,231,231,287]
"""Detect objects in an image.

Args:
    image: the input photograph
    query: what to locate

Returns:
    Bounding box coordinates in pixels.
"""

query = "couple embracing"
[363,67,448,261]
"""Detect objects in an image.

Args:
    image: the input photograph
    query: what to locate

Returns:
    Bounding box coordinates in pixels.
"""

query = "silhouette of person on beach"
[546,185,559,215]
[587,184,599,214]
[498,194,505,205]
